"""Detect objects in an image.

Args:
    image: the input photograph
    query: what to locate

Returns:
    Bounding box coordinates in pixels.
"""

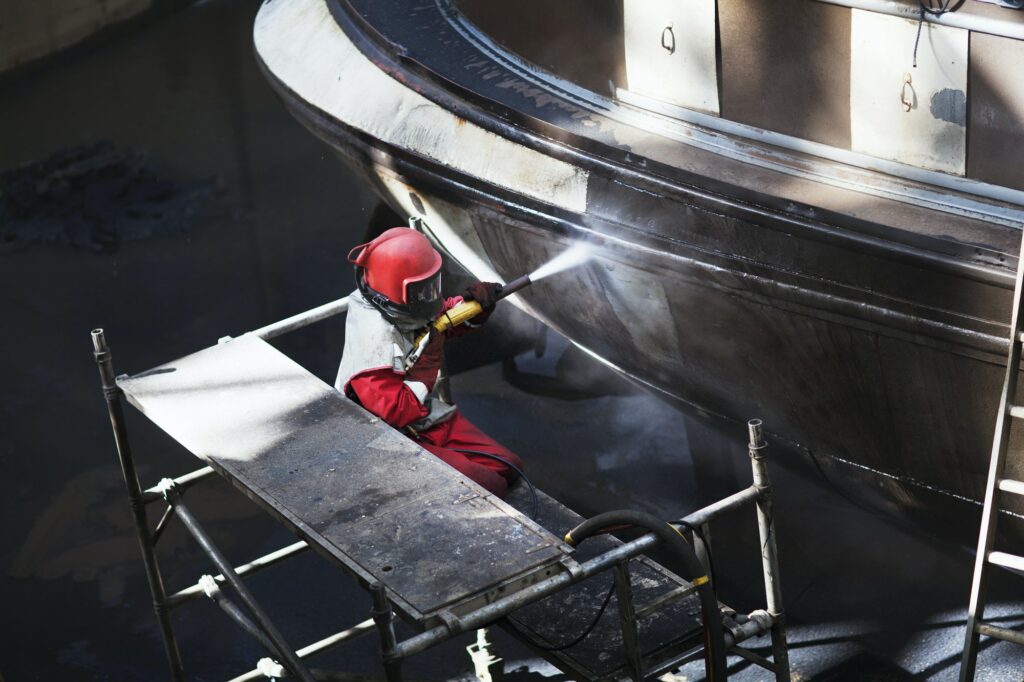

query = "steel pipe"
[634,583,697,619]
[729,643,777,672]
[748,420,791,681]
[371,583,403,682]
[165,541,310,608]
[92,329,185,681]
[813,0,1024,40]
[142,466,216,504]
[613,561,644,679]
[199,575,284,659]
[724,608,776,643]
[226,619,378,682]
[228,296,350,343]
[977,623,1024,646]
[169,497,316,682]
[675,486,759,528]
[151,504,176,545]
[635,610,778,678]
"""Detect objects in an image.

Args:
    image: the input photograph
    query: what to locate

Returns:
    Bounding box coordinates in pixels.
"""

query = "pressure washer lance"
[403,274,532,371]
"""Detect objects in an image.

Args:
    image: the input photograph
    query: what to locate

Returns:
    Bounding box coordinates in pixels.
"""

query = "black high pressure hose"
[564,510,728,682]
[451,448,539,521]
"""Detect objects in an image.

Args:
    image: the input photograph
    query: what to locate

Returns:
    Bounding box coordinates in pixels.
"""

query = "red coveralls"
[346,296,523,497]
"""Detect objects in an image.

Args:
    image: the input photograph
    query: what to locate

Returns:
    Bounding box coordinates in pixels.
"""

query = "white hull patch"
[851,10,968,175]
[253,0,588,214]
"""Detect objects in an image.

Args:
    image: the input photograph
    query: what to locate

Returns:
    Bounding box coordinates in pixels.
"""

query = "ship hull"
[254,0,1024,540]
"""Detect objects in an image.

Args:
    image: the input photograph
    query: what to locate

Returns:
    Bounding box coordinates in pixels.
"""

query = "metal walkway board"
[118,334,567,624]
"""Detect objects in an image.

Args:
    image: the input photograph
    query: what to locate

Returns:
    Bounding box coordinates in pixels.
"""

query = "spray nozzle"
[495,274,532,300]
[402,244,591,371]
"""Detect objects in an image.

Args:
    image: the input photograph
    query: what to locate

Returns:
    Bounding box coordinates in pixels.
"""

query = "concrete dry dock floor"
[1,0,1024,679]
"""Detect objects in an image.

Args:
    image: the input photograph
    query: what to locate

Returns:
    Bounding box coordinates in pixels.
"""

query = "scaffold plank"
[118,334,567,623]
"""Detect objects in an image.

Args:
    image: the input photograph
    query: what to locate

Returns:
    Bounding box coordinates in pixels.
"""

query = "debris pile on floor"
[0,141,223,253]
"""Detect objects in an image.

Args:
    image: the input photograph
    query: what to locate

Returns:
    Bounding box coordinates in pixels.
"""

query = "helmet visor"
[359,267,443,331]
[406,271,442,307]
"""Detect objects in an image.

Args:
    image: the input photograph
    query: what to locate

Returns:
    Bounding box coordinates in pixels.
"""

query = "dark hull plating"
[255,0,1024,541]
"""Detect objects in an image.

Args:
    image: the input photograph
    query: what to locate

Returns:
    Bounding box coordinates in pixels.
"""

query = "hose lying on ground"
[564,510,728,682]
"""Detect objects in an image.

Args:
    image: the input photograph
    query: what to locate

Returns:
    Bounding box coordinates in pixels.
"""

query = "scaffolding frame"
[92,295,790,681]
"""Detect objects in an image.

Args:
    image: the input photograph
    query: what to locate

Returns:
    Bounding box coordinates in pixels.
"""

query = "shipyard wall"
[0,0,161,75]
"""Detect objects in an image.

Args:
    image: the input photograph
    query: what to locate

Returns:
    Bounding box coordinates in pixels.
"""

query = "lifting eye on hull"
[661,24,675,54]
[901,72,915,112]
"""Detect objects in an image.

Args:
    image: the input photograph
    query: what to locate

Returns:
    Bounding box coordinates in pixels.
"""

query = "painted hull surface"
[254,0,1024,539]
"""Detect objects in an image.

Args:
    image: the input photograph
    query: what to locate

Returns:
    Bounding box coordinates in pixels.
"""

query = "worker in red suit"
[335,226,523,497]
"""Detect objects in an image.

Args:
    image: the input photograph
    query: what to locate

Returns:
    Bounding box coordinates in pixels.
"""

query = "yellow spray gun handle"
[434,299,484,332]
[404,299,484,371]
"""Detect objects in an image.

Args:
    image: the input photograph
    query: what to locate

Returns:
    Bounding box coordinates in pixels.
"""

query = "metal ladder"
[960,236,1024,680]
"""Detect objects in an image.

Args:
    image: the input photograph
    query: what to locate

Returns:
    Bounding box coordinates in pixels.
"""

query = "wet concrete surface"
[2,1,1024,680]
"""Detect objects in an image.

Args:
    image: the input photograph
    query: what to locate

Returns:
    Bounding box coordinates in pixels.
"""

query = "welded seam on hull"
[573,327,1020,520]
[550,201,1011,362]
[587,177,1013,345]
[560,332,1015,520]
[299,73,1015,356]
[355,140,1010,363]
[824,454,1024,520]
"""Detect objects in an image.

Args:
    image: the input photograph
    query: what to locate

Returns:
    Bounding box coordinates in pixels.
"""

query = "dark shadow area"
[968,31,1024,192]
[718,0,852,149]
[454,0,625,96]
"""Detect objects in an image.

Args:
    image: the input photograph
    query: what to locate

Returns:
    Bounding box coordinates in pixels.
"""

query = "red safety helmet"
[349,227,443,324]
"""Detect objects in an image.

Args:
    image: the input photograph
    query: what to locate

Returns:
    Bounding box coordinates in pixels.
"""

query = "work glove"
[405,330,444,391]
[462,281,501,312]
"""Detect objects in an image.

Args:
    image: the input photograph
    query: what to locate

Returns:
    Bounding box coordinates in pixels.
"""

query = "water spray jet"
[528,243,592,283]
[404,243,592,370]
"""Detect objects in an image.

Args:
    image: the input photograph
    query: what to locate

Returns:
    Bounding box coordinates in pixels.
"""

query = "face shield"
[402,270,443,323]
[406,271,442,309]
[359,269,444,332]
